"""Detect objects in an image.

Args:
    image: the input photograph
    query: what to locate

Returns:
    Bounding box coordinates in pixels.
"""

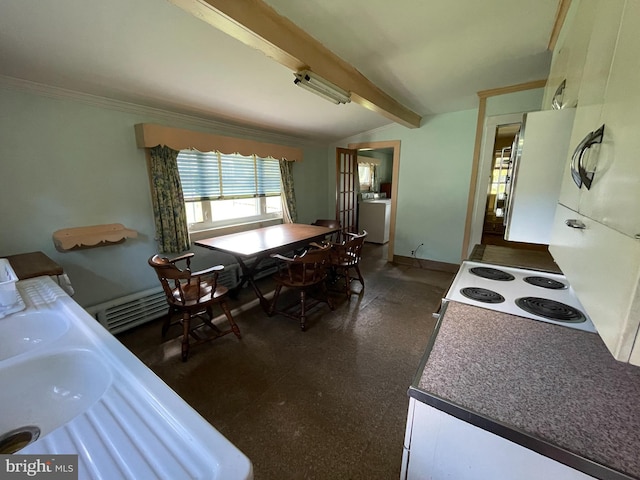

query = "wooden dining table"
[194,223,339,312]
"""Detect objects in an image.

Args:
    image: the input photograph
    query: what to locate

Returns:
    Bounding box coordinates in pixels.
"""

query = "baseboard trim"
[393,255,459,273]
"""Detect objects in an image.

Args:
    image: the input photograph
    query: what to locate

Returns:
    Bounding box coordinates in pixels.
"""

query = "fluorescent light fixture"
[294,70,351,105]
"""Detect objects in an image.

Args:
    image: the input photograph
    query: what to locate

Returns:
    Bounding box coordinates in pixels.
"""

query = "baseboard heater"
[86,263,242,334]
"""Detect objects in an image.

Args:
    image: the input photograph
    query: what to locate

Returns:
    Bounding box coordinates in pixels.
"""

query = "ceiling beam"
[170,0,422,128]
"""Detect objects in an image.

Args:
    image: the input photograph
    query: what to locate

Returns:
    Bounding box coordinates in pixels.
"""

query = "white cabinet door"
[504,109,575,244]
[550,1,640,366]
[578,0,640,238]
[550,204,640,364]
[403,398,595,480]
[543,42,569,110]
[550,0,597,110]
[575,0,624,110]
[558,0,625,213]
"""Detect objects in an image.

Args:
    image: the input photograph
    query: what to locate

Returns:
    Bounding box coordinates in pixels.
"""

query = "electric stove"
[445,261,597,333]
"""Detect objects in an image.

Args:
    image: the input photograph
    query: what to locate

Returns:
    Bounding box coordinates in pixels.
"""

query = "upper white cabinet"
[550,0,640,365]
[557,0,625,212]
[542,0,596,110]
[578,0,640,238]
[504,109,575,245]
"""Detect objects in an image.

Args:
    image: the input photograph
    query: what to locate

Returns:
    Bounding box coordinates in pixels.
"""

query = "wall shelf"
[53,224,138,252]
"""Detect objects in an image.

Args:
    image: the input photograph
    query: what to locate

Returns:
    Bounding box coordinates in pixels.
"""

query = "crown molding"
[0,74,325,148]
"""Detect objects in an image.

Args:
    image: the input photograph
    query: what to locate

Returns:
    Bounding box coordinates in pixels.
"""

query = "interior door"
[336,148,358,233]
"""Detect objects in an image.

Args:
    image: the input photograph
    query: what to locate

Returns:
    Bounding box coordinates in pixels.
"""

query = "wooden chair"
[328,230,368,298]
[269,245,334,331]
[311,218,343,243]
[148,253,241,361]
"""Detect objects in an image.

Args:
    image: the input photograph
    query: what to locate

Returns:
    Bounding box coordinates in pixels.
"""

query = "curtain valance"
[135,123,303,162]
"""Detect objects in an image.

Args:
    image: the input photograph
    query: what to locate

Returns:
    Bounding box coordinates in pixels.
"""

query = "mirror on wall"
[357,147,394,200]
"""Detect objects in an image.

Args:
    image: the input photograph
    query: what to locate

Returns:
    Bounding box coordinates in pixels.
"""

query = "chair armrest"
[271,253,295,263]
[169,252,195,264]
[191,264,225,276]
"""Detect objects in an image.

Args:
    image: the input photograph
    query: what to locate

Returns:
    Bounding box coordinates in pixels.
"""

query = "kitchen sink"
[0,276,252,478]
[0,349,112,447]
[0,310,70,361]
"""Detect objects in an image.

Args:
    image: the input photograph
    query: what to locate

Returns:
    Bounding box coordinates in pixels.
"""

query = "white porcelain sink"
[0,349,112,442]
[0,310,69,361]
[2,277,253,478]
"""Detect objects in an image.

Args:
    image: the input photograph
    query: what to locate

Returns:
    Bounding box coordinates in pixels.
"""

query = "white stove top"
[445,261,597,333]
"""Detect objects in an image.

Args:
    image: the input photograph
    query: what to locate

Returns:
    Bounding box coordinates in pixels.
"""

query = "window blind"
[177,151,281,201]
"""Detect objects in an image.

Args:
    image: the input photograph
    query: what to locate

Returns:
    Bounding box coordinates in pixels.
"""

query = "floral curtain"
[148,145,190,253]
[279,159,297,223]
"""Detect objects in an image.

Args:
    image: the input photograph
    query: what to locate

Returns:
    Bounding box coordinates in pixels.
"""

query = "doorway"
[481,123,519,245]
[468,113,549,252]
[468,113,522,251]
[346,140,400,263]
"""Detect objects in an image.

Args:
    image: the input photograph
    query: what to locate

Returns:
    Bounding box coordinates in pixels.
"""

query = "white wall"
[0,86,329,307]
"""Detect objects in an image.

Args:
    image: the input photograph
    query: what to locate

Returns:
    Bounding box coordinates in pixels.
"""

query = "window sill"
[189,218,283,242]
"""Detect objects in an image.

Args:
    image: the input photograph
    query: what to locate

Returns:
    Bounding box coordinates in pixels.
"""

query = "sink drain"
[0,426,40,454]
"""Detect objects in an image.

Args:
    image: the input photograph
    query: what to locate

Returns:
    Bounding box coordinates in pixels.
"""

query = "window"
[177,150,282,232]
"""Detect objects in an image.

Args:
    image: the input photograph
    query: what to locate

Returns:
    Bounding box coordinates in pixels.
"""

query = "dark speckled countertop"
[411,301,640,480]
[469,244,562,273]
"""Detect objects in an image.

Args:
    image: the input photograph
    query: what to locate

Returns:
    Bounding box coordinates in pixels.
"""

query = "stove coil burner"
[469,267,515,282]
[461,287,505,304]
[523,276,567,290]
[516,297,585,323]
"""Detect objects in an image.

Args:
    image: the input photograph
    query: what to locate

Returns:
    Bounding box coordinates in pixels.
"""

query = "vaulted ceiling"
[0,0,563,142]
